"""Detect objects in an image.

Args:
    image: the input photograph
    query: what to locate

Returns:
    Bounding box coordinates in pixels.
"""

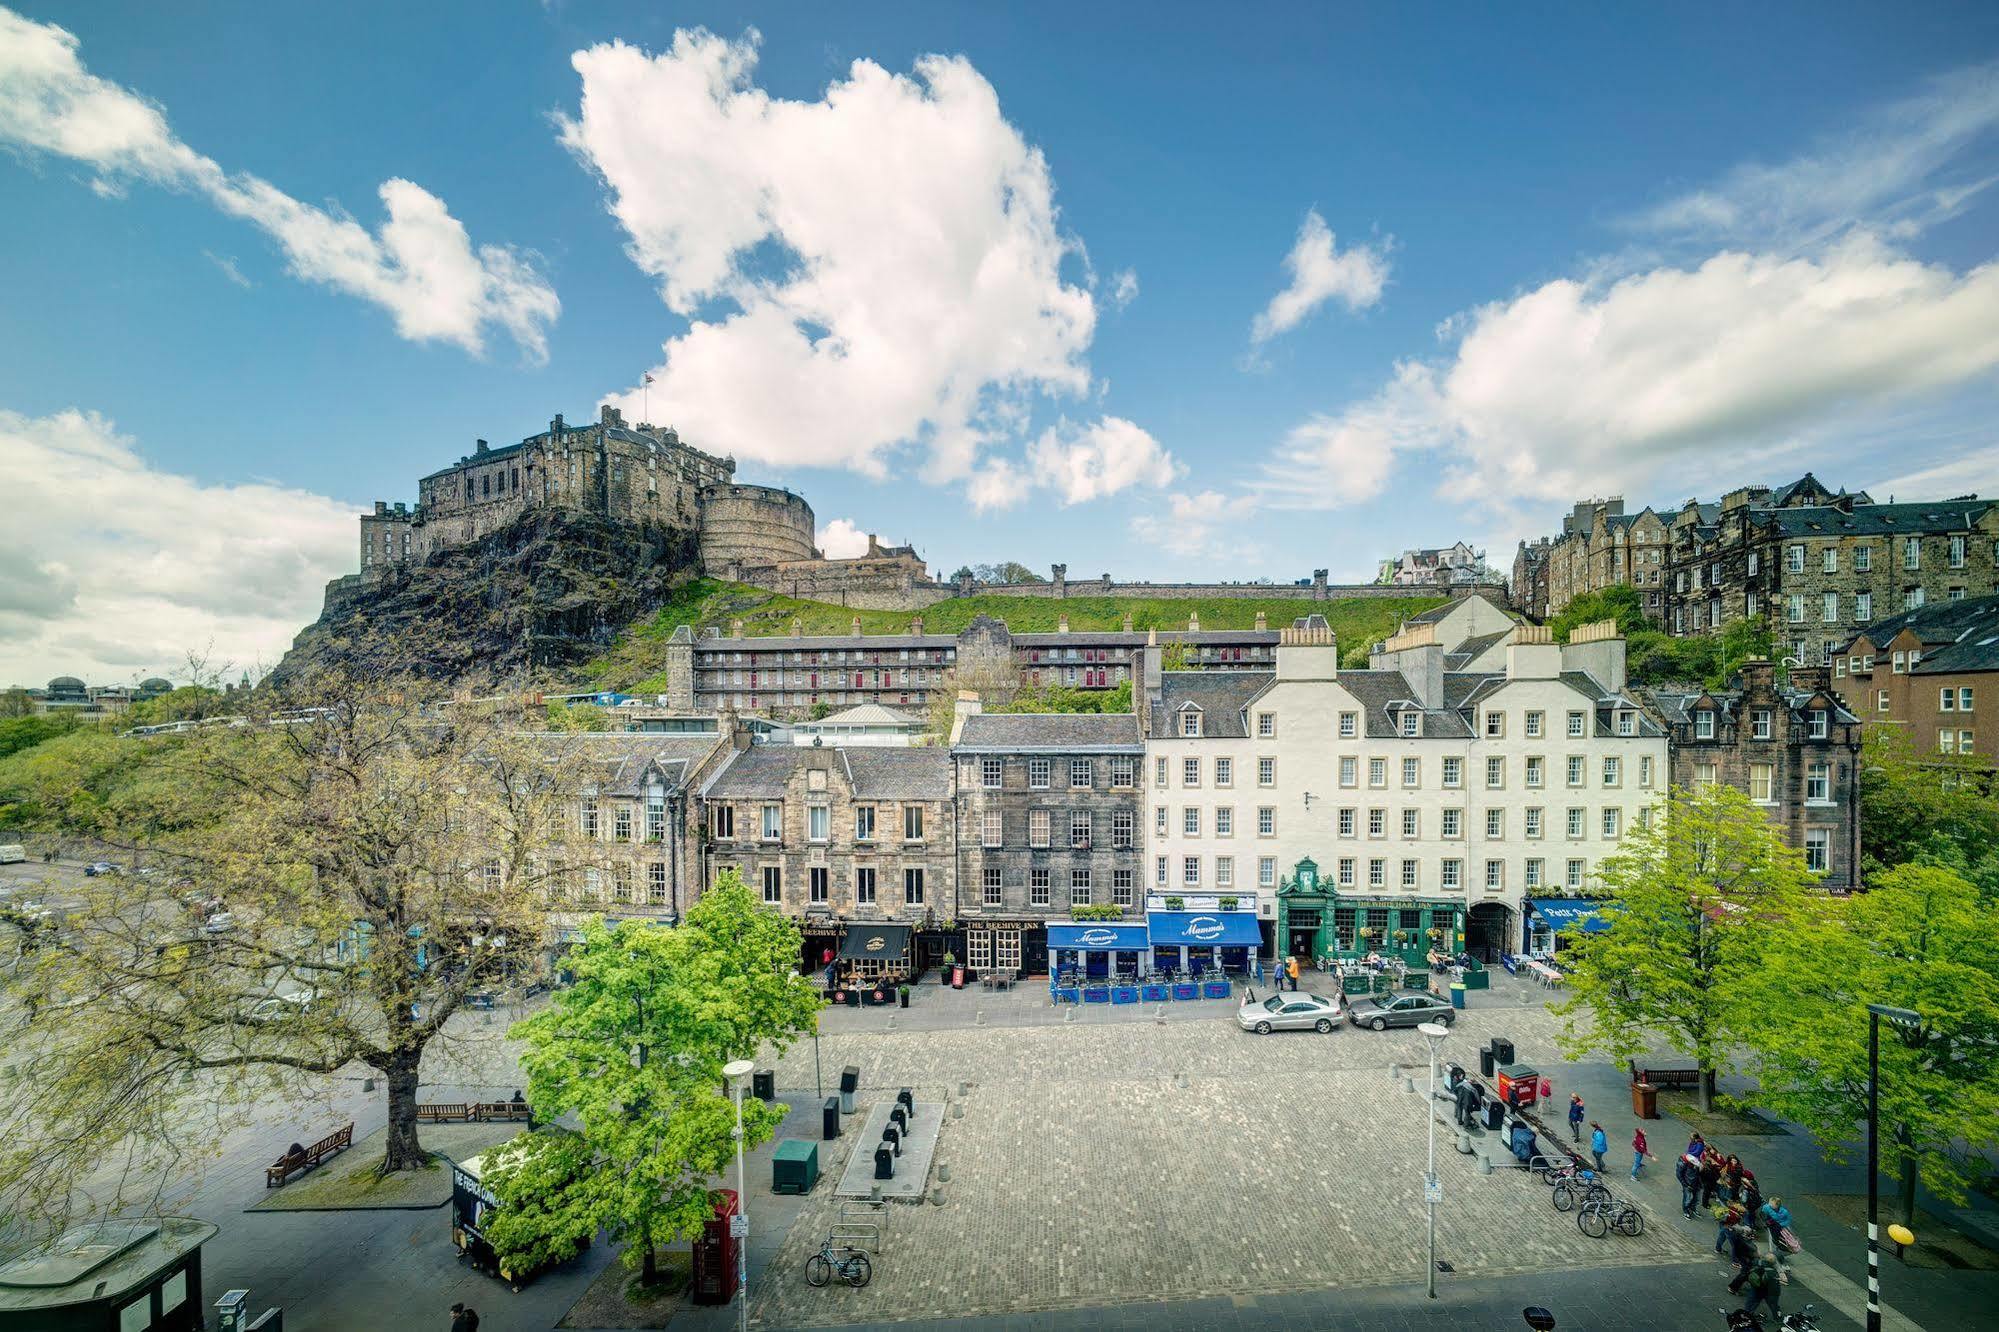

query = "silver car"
[1237,991,1343,1034]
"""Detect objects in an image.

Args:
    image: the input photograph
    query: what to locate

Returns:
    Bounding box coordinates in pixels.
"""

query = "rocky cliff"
[272,510,701,690]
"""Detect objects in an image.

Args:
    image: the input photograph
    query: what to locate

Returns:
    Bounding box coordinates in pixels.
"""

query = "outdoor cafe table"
[1522,958,1564,987]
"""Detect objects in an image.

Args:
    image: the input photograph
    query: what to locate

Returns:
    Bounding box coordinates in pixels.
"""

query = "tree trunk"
[1698,1065,1715,1114]
[640,1239,657,1286]
[378,1050,428,1173]
[1897,1125,1919,1230]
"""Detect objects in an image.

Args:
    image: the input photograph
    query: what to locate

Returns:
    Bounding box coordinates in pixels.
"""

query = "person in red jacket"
[1631,1126,1654,1180]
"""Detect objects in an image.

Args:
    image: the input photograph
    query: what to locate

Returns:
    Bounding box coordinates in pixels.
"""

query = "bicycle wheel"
[1583,1182,1612,1208]
[806,1253,831,1287]
[1616,1206,1645,1237]
[1537,1163,1566,1185]
[1552,1181,1576,1212]
[1578,1206,1608,1238]
[846,1253,872,1288]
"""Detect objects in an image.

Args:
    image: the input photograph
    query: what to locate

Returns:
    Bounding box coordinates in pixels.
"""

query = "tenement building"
[948,709,1145,979]
[1641,662,1864,892]
[556,732,732,930]
[695,733,955,980]
[1524,498,1671,621]
[1142,617,1667,966]
[1831,594,1999,762]
[658,612,1292,718]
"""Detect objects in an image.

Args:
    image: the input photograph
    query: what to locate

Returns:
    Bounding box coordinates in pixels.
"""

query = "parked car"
[1237,991,1343,1034]
[0,844,27,865]
[1347,989,1456,1031]
[84,861,121,877]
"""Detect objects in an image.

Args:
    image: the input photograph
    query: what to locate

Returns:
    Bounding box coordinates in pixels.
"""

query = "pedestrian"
[1566,1093,1585,1142]
[1589,1122,1607,1174]
[1699,1151,1723,1210]
[449,1305,480,1332]
[1631,1126,1654,1180]
[1714,1198,1746,1253]
[1758,1195,1795,1264]
[1724,1223,1759,1292]
[1676,1153,1700,1216]
[1741,1253,1783,1320]
[1741,1171,1765,1221]
[1285,954,1300,991]
[1684,1131,1706,1161]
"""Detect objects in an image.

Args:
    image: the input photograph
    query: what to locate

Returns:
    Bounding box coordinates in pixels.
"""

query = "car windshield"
[1261,996,1285,1012]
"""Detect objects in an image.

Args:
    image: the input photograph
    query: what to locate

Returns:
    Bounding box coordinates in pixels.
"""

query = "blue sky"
[4,2,1999,682]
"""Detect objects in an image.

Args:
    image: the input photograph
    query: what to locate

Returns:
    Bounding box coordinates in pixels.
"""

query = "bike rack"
[829,1222,881,1254]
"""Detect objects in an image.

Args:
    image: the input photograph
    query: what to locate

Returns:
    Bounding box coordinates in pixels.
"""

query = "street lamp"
[1864,1003,1919,1332]
[723,1058,755,1332]
[1417,1020,1449,1299]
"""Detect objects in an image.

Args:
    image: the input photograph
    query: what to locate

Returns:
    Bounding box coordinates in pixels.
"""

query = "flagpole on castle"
[642,372,653,425]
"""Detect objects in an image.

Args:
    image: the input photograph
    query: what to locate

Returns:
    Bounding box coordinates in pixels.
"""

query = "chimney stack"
[1188,612,1201,633]
[1254,611,1267,631]
[730,619,744,639]
[851,615,863,638]
[1058,615,1070,634]
[791,617,802,637]
[1121,611,1134,632]
[911,615,925,636]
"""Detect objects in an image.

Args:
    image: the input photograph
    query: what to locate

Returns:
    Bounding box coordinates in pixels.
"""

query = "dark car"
[1346,989,1455,1031]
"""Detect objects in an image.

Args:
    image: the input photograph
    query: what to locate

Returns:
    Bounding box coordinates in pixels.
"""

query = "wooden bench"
[264,1122,354,1187]
[1630,1060,1701,1089]
[474,1100,532,1122]
[416,1103,474,1123]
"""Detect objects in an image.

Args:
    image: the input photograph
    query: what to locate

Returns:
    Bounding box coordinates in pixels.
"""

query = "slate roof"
[696,633,958,652]
[1444,629,1512,670]
[701,744,951,800]
[953,713,1143,752]
[1838,594,1999,655]
[1642,684,1860,727]
[807,703,924,729]
[1766,497,1990,538]
[1915,631,1999,675]
[549,733,723,796]
[1148,672,1273,738]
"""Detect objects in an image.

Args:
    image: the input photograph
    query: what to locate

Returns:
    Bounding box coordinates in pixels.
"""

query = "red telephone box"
[690,1188,740,1304]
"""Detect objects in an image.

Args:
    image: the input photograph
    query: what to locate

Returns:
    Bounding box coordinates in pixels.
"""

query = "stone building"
[1831,594,1999,762]
[696,735,956,979]
[555,732,731,930]
[1512,537,1552,621]
[1532,498,1671,621]
[1376,542,1489,586]
[948,709,1146,979]
[1660,478,1999,664]
[658,612,1290,718]
[1641,662,1864,892]
[1143,616,1667,965]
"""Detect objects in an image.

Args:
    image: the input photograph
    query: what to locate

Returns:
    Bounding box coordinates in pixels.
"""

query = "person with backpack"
[1758,1196,1796,1266]
[1567,1092,1585,1143]
[1741,1253,1783,1319]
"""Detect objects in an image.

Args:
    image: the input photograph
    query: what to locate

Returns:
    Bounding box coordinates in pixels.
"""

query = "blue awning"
[1047,922,1151,951]
[1525,898,1614,934]
[1146,911,1261,947]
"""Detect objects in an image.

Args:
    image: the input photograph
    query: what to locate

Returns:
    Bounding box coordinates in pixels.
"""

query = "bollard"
[1403,1076,1416,1093]
[1175,1071,1189,1090]
[951,1100,963,1119]
[870,1185,883,1203]
[1478,1154,1494,1176]
[1155,1005,1166,1025]
[957,1080,971,1098]
[938,1162,952,1182]
[930,1187,945,1206]
[1064,1007,1075,1023]
[885,1015,896,1033]
[975,1009,985,1026]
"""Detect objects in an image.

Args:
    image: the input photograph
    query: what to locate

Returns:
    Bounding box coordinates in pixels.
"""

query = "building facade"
[696,736,956,979]
[557,732,730,930]
[948,710,1145,979]
[1641,662,1864,892]
[1142,619,1668,964]
[1534,498,1671,621]
[1831,594,1999,762]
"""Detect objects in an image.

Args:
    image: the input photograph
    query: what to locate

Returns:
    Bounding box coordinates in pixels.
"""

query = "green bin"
[772,1138,819,1195]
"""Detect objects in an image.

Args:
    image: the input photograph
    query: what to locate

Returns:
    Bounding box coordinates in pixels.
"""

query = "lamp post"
[1417,1020,1449,1299]
[1864,1003,1919,1332]
[723,1058,755,1332]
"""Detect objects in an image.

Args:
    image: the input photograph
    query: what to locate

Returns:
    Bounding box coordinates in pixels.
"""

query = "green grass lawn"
[583,578,1449,692]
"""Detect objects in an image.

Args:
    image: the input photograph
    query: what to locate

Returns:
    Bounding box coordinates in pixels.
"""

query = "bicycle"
[1537,1157,1588,1186]
[1551,1173,1610,1212]
[1577,1194,1644,1238]
[805,1242,872,1289]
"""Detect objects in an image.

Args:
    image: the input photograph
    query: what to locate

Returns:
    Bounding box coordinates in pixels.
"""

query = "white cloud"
[1629,60,1999,249]
[1262,236,1999,513]
[1249,209,1390,345]
[565,28,1110,490]
[815,518,871,559]
[1131,490,1262,560]
[1025,416,1180,506]
[0,7,557,359]
[1109,268,1139,311]
[966,459,1028,513]
[0,409,356,686]
[202,250,251,288]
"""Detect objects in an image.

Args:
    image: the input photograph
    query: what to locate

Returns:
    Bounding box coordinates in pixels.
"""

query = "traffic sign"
[729,1215,748,1238]
[1423,1174,1443,1205]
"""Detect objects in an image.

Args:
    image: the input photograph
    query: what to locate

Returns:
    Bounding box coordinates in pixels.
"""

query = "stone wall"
[697,483,817,570]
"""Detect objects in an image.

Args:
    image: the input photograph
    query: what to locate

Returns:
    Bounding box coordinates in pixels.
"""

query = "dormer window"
[1615,711,1635,737]
[1400,711,1420,738]
[1180,709,1202,738]
[1694,710,1716,740]
[1808,710,1829,739]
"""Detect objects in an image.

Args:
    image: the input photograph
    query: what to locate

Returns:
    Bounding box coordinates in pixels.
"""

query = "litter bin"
[1449,981,1466,1009]
[1631,1080,1659,1120]
[1478,1047,1496,1078]
[1490,1037,1515,1066]
[772,1139,819,1195]
[1484,1098,1505,1130]
[822,1096,841,1140]
[752,1069,775,1102]
[840,1065,860,1116]
[873,1146,894,1180]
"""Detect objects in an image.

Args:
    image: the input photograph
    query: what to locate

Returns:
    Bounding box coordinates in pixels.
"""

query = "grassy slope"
[585,578,1449,692]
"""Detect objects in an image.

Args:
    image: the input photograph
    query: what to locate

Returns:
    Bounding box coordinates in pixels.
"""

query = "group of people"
[1563,1098,1797,1321]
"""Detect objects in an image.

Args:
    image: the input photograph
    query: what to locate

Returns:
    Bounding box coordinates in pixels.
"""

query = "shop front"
[1275,857,1336,967]
[1047,921,1151,981]
[835,923,912,988]
[1523,898,1614,955]
[962,920,1043,979]
[1145,901,1261,975]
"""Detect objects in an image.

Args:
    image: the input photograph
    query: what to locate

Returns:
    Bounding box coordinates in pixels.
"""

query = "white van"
[0,845,27,865]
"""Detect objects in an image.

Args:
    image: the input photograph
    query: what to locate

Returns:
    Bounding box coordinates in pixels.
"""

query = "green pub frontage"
[1274,857,1480,987]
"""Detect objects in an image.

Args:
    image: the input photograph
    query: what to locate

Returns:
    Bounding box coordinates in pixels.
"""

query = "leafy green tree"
[0,714,77,760]
[1857,727,1999,891]
[1555,784,1815,1110]
[478,1129,600,1284]
[545,700,615,732]
[1548,585,1652,641]
[1734,864,1999,1226]
[507,877,818,1283]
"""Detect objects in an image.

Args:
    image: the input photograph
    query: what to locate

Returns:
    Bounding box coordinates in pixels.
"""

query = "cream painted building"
[1141,619,1666,963]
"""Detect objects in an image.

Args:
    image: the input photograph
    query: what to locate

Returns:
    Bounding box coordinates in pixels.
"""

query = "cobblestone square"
[748,991,1701,1327]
